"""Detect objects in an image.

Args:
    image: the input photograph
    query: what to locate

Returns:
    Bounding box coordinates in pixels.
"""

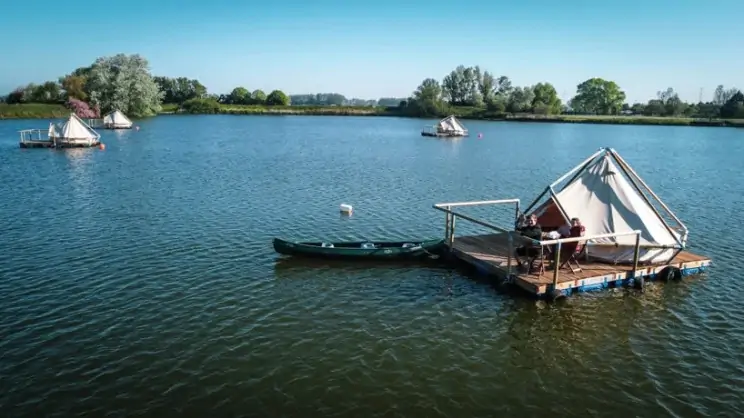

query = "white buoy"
[339,203,353,215]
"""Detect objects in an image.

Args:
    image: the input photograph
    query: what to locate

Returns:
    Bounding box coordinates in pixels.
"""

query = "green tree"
[570,78,626,115]
[266,90,290,106]
[531,82,562,114]
[720,91,744,118]
[479,71,496,105]
[407,78,446,117]
[713,85,738,106]
[86,53,163,117]
[181,97,220,114]
[251,89,267,105]
[228,87,250,105]
[60,75,88,101]
[154,76,207,104]
[655,87,686,116]
[442,65,481,106]
[506,86,535,113]
[643,99,665,116]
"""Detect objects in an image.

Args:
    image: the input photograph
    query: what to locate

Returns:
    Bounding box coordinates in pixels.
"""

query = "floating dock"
[433,147,713,300]
[421,115,469,137]
[449,231,711,298]
[19,114,101,149]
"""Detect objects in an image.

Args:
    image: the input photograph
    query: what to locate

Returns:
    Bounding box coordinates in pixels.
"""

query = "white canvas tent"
[51,114,101,146]
[523,148,688,264]
[437,115,468,136]
[102,110,133,129]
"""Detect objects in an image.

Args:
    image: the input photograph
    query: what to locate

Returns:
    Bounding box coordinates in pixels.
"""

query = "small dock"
[451,231,710,298]
[433,148,714,299]
[433,198,712,300]
[421,127,468,138]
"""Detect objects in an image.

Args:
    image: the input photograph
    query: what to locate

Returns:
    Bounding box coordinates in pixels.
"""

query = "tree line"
[2,53,407,116]
[4,55,743,119]
[403,65,744,119]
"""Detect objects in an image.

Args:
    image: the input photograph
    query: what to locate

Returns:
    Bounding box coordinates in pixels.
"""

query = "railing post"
[449,214,457,249]
[506,231,513,278]
[632,232,642,290]
[444,206,451,244]
[552,242,562,288]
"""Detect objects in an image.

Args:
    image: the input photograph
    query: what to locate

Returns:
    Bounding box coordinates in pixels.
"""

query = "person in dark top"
[515,213,543,269]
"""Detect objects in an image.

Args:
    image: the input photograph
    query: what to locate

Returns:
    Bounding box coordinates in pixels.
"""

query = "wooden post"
[449,214,457,249]
[444,208,450,244]
[632,232,642,289]
[552,242,562,288]
[506,231,513,278]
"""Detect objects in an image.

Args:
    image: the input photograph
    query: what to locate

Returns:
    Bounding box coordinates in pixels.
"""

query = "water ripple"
[0,116,742,417]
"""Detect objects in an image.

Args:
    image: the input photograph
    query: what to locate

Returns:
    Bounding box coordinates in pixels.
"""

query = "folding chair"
[559,225,585,273]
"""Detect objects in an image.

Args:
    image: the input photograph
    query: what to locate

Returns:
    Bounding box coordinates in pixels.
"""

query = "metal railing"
[433,198,521,276]
[19,129,50,143]
[433,198,646,288]
[519,230,643,288]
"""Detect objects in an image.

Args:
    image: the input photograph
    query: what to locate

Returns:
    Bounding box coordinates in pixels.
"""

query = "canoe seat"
[321,242,335,248]
[361,242,377,249]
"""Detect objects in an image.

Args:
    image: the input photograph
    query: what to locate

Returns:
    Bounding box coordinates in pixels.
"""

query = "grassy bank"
[0,103,69,119]
[3,103,743,127]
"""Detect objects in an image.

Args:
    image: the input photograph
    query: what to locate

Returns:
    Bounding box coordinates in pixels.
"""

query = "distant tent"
[523,148,688,264]
[102,110,133,129]
[437,115,468,136]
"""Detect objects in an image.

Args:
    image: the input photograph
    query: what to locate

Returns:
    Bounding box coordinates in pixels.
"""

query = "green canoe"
[272,238,446,259]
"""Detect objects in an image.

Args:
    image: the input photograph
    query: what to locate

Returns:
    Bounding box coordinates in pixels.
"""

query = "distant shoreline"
[2,103,743,128]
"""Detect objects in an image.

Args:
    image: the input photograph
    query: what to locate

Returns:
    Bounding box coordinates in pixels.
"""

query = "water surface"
[0,115,742,417]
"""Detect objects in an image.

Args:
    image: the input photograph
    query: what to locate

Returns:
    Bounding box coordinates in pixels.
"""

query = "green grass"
[0,103,69,119]
[4,102,743,128]
[446,106,744,127]
[161,103,391,116]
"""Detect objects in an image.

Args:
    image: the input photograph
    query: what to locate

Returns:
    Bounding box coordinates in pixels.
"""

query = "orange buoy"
[99,143,106,150]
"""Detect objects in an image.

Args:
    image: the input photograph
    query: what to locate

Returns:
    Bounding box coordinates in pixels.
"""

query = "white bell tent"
[523,148,688,264]
[51,114,101,146]
[437,115,468,136]
[102,110,133,129]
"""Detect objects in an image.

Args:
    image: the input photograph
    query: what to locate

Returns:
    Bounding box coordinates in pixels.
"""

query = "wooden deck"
[451,232,712,298]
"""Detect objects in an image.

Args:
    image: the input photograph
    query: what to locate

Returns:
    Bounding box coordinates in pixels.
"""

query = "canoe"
[272,238,445,259]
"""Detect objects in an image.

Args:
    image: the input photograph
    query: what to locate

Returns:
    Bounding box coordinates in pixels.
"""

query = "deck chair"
[559,225,585,273]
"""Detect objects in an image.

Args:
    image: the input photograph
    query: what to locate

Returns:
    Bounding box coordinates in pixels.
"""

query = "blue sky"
[1,0,742,103]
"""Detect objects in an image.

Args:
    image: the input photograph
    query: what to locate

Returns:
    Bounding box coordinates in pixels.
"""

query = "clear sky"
[1,0,742,104]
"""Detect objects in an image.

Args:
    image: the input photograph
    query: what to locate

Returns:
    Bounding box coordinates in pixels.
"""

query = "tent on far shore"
[103,110,133,129]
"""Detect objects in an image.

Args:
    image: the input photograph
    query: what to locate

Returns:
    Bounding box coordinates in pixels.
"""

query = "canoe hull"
[273,238,446,259]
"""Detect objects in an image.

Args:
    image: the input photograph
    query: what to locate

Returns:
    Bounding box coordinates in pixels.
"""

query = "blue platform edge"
[465,256,711,299]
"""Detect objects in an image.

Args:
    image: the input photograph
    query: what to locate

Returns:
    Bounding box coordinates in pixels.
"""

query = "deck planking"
[451,232,712,297]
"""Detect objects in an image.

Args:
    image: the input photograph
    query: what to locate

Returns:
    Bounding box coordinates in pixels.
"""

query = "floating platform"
[433,146,713,300]
[19,139,101,149]
[421,131,468,138]
[450,232,711,298]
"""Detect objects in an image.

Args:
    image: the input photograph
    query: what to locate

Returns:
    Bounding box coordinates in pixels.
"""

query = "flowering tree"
[66,98,99,118]
[86,53,163,117]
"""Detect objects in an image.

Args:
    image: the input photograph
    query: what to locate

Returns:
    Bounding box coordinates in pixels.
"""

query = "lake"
[0,115,742,417]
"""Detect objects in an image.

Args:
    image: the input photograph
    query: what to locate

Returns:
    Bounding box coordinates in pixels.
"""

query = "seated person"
[568,217,585,237]
[514,213,543,268]
[556,217,586,265]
